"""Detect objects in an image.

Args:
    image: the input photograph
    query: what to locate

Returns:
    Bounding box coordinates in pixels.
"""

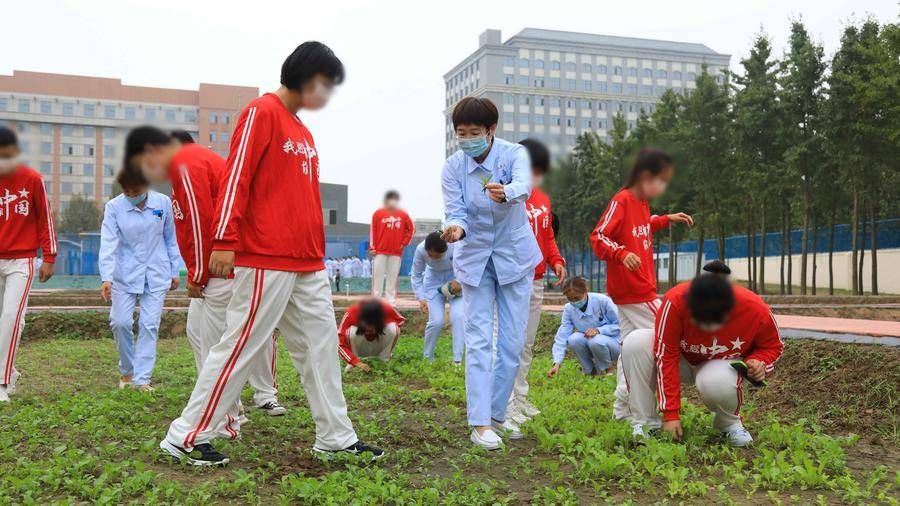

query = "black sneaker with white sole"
[258,401,287,416]
[160,439,229,467]
[312,441,385,461]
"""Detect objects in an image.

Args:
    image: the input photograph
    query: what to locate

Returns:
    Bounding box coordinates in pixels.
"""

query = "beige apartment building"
[0,70,258,211]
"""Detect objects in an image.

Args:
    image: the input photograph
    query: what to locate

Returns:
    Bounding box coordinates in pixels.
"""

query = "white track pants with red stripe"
[0,258,34,386]
[612,299,661,421]
[166,268,357,451]
[622,328,744,431]
[372,254,401,305]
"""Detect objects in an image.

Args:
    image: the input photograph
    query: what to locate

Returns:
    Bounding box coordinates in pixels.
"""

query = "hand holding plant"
[662,420,683,441]
[484,183,506,203]
[547,363,561,378]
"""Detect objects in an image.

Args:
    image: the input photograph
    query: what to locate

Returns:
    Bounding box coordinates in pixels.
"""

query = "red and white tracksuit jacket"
[526,188,565,281]
[0,166,57,263]
[370,208,414,256]
[590,188,669,305]
[654,282,784,421]
[170,144,226,287]
[338,300,406,366]
[212,92,325,273]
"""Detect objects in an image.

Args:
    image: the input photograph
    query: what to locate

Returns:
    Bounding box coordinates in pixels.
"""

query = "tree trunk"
[811,216,818,296]
[674,243,679,284]
[870,200,878,296]
[858,211,866,295]
[800,184,809,295]
[695,227,705,276]
[717,222,725,261]
[751,213,758,292]
[746,219,753,291]
[779,207,786,295]
[668,222,675,288]
[759,207,767,295]
[654,236,660,286]
[786,209,793,295]
[828,209,835,296]
[850,191,859,294]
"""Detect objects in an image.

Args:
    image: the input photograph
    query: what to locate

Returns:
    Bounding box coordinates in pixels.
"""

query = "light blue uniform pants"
[462,259,533,426]
[110,284,167,386]
[567,332,621,375]
[422,292,465,362]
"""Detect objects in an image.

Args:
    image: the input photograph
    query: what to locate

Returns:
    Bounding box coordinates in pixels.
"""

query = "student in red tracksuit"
[506,138,567,429]
[338,298,406,372]
[590,147,692,424]
[125,126,286,428]
[0,127,56,403]
[369,190,414,305]
[622,261,783,446]
[161,41,383,467]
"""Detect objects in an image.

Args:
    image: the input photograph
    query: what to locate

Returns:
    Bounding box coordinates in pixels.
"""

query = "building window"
[103,183,112,196]
[103,127,115,139]
[83,183,94,195]
[103,146,114,157]
[519,95,530,105]
[83,104,95,117]
[686,72,696,81]
[627,67,638,77]
[598,119,607,129]
[613,66,622,76]
[504,75,514,85]
[18,100,30,113]
[209,112,218,124]
[581,80,591,91]
[63,103,75,116]
[84,163,94,176]
[597,82,608,92]
[17,123,28,133]
[549,78,560,89]
[209,132,217,142]
[673,71,682,80]
[165,109,176,122]
[61,163,74,175]
[328,209,338,225]
[40,162,52,174]
[641,85,653,96]
[61,125,74,137]
[550,99,561,108]
[62,143,74,156]
[565,118,574,127]
[582,63,592,73]
[564,79,576,90]
[104,105,116,119]
[657,69,668,79]
[146,109,157,121]
[0,97,6,111]
[597,64,607,74]
[533,60,544,69]
[580,100,591,109]
[40,142,52,155]
[84,144,94,156]
[221,131,230,143]
[550,61,560,70]
[533,78,544,88]
[535,115,544,125]
[565,62,576,71]
[626,84,637,94]
[536,98,545,106]
[551,116,560,126]
[104,164,115,176]
[518,58,529,68]
[504,95,515,105]
[611,83,623,94]
[504,56,515,66]
[40,123,52,135]
[61,182,73,195]
[40,101,52,114]
[83,126,95,138]
[502,112,514,123]
[643,68,653,78]
[124,107,136,120]
[517,76,528,87]
[19,141,30,153]
[583,118,592,128]
[221,113,229,124]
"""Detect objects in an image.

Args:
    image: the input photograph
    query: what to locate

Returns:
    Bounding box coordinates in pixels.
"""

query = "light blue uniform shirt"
[99,191,181,294]
[552,293,621,363]
[441,137,542,286]
[409,241,456,300]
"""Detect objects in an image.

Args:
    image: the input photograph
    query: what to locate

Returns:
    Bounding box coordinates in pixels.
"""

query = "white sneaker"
[725,427,754,447]
[492,419,523,440]
[0,386,8,403]
[470,428,503,450]
[518,398,541,418]
[631,423,649,443]
[506,403,529,425]
[7,370,21,395]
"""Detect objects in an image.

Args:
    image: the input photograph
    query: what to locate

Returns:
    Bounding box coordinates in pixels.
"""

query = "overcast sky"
[2,0,895,222]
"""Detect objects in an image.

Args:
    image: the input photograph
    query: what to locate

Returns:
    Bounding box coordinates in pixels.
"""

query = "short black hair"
[424,231,448,253]
[115,166,148,191]
[281,41,345,91]
[625,147,673,187]
[358,299,385,333]
[451,97,499,129]
[687,271,735,324]
[384,190,400,201]
[170,129,195,144]
[0,126,18,148]
[124,125,172,170]
[702,259,731,276]
[519,138,550,173]
[562,276,589,296]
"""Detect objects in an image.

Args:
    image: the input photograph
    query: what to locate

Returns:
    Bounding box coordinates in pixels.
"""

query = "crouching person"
[623,261,783,446]
[547,277,620,378]
[338,298,406,372]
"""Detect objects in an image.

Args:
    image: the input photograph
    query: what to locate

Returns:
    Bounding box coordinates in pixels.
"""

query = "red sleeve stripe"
[215,106,257,240]
[41,176,57,254]
[179,165,204,284]
[654,299,673,411]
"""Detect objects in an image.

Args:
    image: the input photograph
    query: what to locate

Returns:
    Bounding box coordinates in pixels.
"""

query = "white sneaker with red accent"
[725,427,754,447]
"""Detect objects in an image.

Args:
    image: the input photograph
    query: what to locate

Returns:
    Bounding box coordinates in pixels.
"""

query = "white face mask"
[696,322,724,333]
[305,82,333,110]
[0,156,20,174]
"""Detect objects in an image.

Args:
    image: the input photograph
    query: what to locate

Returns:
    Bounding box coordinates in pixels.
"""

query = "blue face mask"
[572,297,589,311]
[458,135,489,158]
[125,193,147,206]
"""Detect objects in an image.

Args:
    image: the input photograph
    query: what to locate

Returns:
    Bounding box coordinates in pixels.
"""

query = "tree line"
[548,18,898,296]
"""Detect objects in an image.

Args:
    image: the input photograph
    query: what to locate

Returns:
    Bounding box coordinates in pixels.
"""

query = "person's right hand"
[622,252,641,271]
[356,362,371,373]
[662,420,683,440]
[418,300,429,313]
[584,328,599,338]
[100,281,112,302]
[547,363,561,378]
[186,282,204,299]
[441,225,464,243]
[209,250,235,278]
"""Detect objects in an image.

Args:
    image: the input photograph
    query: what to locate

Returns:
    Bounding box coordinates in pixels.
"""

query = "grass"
[1,330,898,504]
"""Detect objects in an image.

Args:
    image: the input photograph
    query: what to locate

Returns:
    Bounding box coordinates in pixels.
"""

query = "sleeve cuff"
[42,255,56,264]
[212,240,237,252]
[662,410,680,422]
[615,249,629,262]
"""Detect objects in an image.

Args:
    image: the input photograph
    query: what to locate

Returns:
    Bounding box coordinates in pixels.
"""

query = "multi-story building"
[0,70,258,211]
[443,28,730,157]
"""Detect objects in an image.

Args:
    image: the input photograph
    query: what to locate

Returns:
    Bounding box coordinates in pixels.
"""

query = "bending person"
[410,232,464,364]
[547,277,620,378]
[338,298,406,371]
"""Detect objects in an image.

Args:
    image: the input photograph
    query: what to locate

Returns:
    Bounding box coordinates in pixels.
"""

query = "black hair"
[625,147,673,187]
[451,97,499,129]
[702,259,731,276]
[0,126,18,148]
[561,276,589,296]
[384,190,400,201]
[358,299,385,334]
[170,129,195,144]
[115,166,148,191]
[424,231,448,254]
[687,268,735,324]
[281,41,345,91]
[519,138,550,173]
[124,125,172,170]
[551,212,560,237]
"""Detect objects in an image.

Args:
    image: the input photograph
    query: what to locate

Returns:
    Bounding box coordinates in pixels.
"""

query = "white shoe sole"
[259,407,286,416]
[311,447,387,461]
[159,440,229,467]
[7,371,21,395]
[470,431,502,450]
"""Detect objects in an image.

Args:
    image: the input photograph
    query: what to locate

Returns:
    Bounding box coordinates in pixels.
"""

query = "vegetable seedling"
[730,360,767,388]
[479,174,493,193]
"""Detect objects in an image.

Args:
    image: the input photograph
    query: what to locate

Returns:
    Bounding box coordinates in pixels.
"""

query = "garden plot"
[0,312,897,504]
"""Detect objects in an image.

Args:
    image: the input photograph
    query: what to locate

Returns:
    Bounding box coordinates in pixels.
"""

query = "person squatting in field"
[547,277,620,379]
[440,96,542,450]
[125,126,288,433]
[623,260,784,447]
[0,126,56,403]
[410,231,464,364]
[369,190,414,305]
[159,41,383,467]
[338,297,406,371]
[99,162,181,392]
[589,147,693,433]
[505,138,568,433]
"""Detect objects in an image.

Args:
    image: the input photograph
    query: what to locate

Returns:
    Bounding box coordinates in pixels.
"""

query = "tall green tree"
[58,195,100,233]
